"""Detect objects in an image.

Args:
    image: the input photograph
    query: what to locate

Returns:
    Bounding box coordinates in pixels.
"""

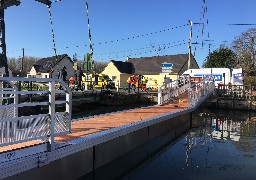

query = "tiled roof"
[34,54,72,73]
[127,54,196,75]
[110,60,135,74]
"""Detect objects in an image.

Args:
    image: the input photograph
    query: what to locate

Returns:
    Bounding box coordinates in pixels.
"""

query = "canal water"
[122,109,256,180]
[72,101,157,119]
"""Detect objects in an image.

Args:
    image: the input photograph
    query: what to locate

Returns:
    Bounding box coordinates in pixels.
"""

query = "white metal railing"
[158,76,215,106]
[0,77,72,151]
[188,77,215,107]
[158,76,191,105]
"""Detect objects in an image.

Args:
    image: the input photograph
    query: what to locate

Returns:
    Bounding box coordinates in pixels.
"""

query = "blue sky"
[5,0,256,67]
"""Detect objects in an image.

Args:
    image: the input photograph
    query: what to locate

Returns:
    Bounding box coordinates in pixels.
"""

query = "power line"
[63,23,189,49]
[94,41,187,61]
[227,23,256,26]
[96,40,186,56]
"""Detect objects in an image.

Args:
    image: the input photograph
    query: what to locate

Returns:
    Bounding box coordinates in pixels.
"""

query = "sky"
[5,0,256,67]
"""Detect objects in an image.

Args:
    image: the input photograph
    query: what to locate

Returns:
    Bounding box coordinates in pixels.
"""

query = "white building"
[27,54,74,80]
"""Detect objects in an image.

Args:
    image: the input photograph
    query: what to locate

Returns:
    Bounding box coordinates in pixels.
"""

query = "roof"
[34,54,72,73]
[127,54,196,75]
[110,60,135,74]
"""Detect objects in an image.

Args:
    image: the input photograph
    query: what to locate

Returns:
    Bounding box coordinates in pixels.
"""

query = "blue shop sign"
[194,74,223,81]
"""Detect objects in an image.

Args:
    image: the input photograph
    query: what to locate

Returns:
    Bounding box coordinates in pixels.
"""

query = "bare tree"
[78,59,108,74]
[7,56,39,76]
[232,28,256,76]
[94,61,108,73]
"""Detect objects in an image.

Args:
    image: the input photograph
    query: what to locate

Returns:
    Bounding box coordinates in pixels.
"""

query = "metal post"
[48,81,55,151]
[117,80,119,92]
[158,87,162,105]
[223,73,225,95]
[0,1,9,76]
[66,84,72,132]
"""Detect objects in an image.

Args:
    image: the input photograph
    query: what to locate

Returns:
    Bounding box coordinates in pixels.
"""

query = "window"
[112,76,117,81]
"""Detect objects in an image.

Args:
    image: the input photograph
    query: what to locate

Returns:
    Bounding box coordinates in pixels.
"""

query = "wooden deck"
[0,92,189,153]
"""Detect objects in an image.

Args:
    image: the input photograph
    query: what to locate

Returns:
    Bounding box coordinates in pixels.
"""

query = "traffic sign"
[162,63,173,73]
[162,63,173,69]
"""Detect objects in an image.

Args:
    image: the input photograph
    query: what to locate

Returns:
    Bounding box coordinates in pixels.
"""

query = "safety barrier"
[188,77,215,107]
[217,84,254,100]
[0,77,72,151]
[158,76,190,105]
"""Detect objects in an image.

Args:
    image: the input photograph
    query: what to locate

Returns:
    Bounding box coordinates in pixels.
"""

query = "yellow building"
[102,54,199,88]
[101,60,135,88]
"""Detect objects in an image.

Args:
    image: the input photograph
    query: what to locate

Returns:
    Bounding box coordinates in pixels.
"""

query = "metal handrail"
[188,77,215,107]
[0,77,72,151]
[158,76,190,105]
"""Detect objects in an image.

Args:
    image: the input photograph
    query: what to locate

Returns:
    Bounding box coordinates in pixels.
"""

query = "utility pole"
[208,43,212,76]
[21,47,24,76]
[188,20,193,70]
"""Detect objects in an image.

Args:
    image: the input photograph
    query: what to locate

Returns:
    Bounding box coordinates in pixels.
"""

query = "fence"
[0,77,72,151]
[188,77,215,107]
[158,76,190,105]
[217,84,255,100]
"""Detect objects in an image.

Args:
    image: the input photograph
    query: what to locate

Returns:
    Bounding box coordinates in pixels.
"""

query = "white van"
[182,68,243,86]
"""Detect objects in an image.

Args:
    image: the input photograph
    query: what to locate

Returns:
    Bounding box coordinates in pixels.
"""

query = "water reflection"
[124,109,256,180]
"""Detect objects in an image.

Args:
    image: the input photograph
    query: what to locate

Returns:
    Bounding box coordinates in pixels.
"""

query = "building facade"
[27,54,74,80]
[102,54,199,88]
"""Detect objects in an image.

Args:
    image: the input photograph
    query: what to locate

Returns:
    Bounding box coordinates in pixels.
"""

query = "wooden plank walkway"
[0,92,189,153]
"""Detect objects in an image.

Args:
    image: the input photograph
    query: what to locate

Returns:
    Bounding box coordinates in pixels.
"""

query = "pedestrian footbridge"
[0,76,215,179]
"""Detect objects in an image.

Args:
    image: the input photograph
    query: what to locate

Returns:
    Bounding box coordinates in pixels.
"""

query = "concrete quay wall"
[7,112,192,180]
